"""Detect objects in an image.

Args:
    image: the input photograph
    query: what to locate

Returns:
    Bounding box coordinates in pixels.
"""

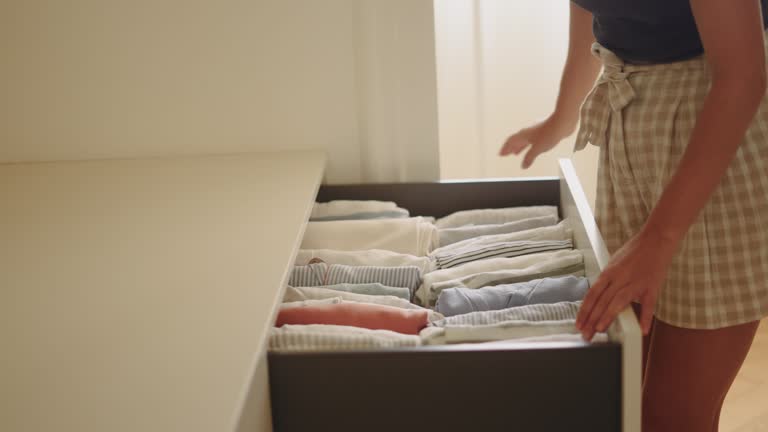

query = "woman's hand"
[499,114,575,169]
[576,226,679,340]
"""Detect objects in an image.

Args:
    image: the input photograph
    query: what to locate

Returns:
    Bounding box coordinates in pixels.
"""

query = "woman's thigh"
[642,319,760,432]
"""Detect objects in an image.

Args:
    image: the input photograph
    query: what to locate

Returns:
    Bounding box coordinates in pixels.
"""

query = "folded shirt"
[290,262,422,296]
[270,324,422,352]
[431,301,582,326]
[445,332,609,348]
[438,215,558,247]
[283,286,444,322]
[435,206,559,229]
[416,250,584,306]
[420,319,579,345]
[284,285,424,311]
[295,249,434,274]
[310,209,410,222]
[432,239,573,270]
[431,221,572,258]
[281,298,343,310]
[311,200,403,220]
[276,302,430,335]
[319,283,411,300]
[301,217,438,256]
[435,276,589,316]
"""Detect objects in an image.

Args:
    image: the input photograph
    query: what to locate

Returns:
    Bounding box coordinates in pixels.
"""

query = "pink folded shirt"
[276,303,430,335]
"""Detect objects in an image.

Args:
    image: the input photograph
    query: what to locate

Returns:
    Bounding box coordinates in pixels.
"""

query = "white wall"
[435,0,600,205]
[0,0,440,184]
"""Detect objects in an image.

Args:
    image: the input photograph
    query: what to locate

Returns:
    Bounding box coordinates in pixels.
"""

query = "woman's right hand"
[499,115,575,169]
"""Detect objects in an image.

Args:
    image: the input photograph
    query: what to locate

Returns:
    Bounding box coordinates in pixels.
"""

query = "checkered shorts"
[575,43,768,329]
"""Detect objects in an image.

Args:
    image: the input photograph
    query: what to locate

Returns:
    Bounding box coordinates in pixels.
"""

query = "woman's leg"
[641,319,759,432]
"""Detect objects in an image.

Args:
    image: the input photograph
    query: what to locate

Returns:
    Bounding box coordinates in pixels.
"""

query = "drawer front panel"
[270,346,621,432]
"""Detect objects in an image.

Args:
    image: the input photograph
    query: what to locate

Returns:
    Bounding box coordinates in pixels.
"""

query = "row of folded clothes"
[297,220,581,306]
[270,201,598,352]
[270,288,606,353]
[304,201,561,256]
[270,276,601,352]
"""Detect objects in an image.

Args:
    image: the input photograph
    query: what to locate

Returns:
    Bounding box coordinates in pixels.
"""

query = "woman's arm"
[499,3,601,167]
[577,0,766,339]
[552,2,603,135]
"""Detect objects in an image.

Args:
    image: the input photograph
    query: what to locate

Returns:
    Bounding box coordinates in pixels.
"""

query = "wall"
[435,0,600,206]
[0,0,440,184]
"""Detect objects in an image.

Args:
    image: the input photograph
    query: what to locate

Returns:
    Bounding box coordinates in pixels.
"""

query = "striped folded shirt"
[431,301,581,327]
[432,239,573,269]
[289,262,422,297]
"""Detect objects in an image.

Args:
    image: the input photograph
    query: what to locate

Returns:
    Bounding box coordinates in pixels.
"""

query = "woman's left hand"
[576,226,679,340]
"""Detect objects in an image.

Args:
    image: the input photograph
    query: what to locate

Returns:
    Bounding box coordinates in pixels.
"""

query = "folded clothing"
[416,250,584,306]
[284,285,423,311]
[441,333,609,348]
[276,302,430,335]
[270,324,422,352]
[438,215,558,247]
[319,283,411,300]
[420,319,579,345]
[435,276,589,316]
[290,262,421,296]
[431,221,572,258]
[432,239,573,269]
[283,285,445,322]
[301,217,438,256]
[432,301,582,326]
[310,209,410,222]
[311,200,404,220]
[435,206,558,229]
[281,298,343,310]
[295,249,434,274]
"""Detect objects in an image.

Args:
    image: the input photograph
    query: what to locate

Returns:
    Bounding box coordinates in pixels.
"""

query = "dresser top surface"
[0,151,325,432]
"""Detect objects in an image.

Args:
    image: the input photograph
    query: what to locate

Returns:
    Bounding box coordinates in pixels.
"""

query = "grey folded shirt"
[435,276,589,316]
[289,262,422,296]
[437,215,558,247]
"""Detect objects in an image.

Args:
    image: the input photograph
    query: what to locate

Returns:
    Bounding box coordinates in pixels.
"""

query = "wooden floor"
[720,319,768,432]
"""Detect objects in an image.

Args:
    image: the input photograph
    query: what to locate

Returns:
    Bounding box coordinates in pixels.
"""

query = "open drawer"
[268,159,641,432]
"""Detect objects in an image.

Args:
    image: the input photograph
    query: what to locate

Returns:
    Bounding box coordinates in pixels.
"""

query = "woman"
[500,1,768,431]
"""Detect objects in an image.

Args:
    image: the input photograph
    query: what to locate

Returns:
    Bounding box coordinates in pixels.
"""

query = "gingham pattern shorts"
[575,43,768,329]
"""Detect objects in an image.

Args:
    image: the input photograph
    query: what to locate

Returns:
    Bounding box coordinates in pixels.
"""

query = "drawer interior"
[269,172,632,432]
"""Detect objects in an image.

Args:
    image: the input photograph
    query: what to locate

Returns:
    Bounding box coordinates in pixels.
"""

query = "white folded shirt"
[431,221,572,258]
[280,297,343,310]
[295,248,435,274]
[420,319,579,345]
[438,215,559,247]
[311,200,401,220]
[435,206,559,229]
[301,217,438,256]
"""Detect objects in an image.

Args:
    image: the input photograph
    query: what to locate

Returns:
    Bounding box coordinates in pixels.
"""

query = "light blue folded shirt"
[435,276,589,317]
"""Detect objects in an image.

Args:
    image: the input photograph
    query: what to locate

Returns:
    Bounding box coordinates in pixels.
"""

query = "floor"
[720,319,768,432]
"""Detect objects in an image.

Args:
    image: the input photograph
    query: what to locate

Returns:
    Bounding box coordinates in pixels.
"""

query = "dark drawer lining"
[316,178,560,219]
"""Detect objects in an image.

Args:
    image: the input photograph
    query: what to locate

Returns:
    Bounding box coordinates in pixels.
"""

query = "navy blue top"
[571,0,768,63]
